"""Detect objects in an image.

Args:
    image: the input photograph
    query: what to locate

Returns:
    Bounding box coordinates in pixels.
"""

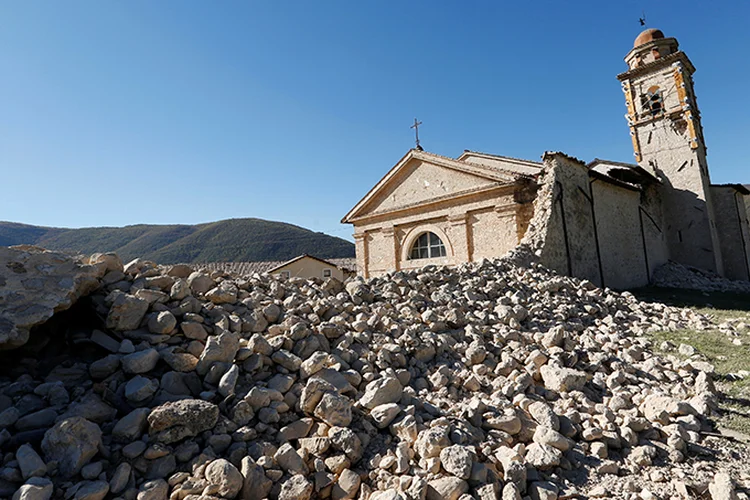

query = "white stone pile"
[0,252,740,500]
[652,261,750,294]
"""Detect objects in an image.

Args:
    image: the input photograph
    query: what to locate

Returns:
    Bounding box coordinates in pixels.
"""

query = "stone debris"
[0,250,747,499]
[652,260,750,294]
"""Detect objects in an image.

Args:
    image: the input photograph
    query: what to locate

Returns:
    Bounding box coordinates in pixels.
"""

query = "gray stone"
[112,408,150,442]
[195,330,240,375]
[72,480,109,500]
[109,462,131,494]
[125,376,159,403]
[89,355,121,380]
[439,445,474,480]
[529,481,559,500]
[708,472,737,500]
[331,468,360,500]
[426,477,469,500]
[239,456,272,500]
[180,322,207,340]
[15,409,58,431]
[16,444,46,480]
[147,399,219,443]
[12,477,53,500]
[106,292,149,331]
[278,474,312,500]
[187,272,214,295]
[121,348,160,374]
[148,311,177,335]
[274,443,308,475]
[137,479,168,500]
[540,364,587,393]
[81,461,103,480]
[314,392,352,427]
[41,417,101,478]
[360,376,403,410]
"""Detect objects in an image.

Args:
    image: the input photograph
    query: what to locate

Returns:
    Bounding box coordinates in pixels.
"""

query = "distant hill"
[0,218,355,264]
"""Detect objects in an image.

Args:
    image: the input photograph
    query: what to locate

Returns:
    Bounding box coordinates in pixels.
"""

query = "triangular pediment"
[342,150,517,222]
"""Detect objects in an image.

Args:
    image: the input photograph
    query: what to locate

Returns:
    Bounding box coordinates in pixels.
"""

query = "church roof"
[634,28,665,48]
[266,254,346,274]
[341,149,526,224]
[457,150,543,177]
[711,183,750,195]
[617,51,691,80]
[585,158,660,191]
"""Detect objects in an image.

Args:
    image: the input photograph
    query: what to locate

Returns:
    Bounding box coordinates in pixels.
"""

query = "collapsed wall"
[0,248,744,500]
[519,153,670,290]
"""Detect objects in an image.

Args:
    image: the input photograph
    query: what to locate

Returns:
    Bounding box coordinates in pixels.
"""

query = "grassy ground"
[632,286,750,435]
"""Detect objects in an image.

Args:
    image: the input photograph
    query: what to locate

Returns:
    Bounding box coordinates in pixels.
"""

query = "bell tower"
[618,28,723,274]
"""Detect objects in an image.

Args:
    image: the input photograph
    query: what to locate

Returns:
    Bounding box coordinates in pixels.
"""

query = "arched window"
[409,232,446,260]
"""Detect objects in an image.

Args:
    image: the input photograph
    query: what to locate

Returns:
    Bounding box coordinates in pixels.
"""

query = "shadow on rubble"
[630,286,750,312]
[0,297,109,379]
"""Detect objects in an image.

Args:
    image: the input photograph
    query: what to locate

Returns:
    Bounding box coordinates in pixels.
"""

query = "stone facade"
[343,28,749,288]
[341,150,539,278]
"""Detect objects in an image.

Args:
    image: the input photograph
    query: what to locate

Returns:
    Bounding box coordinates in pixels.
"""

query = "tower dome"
[624,28,678,70]
[634,28,665,48]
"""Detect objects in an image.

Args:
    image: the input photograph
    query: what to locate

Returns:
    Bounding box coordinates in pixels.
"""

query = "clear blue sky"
[2,1,748,240]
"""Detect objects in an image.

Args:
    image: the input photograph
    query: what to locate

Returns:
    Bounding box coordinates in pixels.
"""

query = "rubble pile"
[652,260,750,294]
[0,249,745,500]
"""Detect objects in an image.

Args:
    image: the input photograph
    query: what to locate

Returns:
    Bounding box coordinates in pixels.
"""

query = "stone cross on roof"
[411,118,423,151]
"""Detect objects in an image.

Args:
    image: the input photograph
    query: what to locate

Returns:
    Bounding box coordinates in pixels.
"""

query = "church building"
[342,28,750,289]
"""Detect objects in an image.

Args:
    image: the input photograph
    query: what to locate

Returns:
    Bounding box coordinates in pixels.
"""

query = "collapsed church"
[342,28,750,290]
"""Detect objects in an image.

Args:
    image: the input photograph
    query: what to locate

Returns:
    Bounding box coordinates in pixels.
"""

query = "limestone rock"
[16,444,46,480]
[540,364,587,392]
[439,445,474,479]
[147,399,219,443]
[41,417,101,478]
[426,477,468,500]
[709,472,737,500]
[239,457,272,500]
[12,477,54,500]
[0,246,103,349]
[147,311,177,334]
[360,376,403,410]
[278,475,313,500]
[106,292,149,331]
[204,458,243,498]
[137,479,168,500]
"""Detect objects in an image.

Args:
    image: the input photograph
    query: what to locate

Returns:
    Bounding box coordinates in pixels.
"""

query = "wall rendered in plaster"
[711,187,750,281]
[273,257,346,281]
[591,181,648,289]
[352,188,522,277]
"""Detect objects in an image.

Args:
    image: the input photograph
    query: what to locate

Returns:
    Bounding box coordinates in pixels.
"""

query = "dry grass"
[633,287,750,435]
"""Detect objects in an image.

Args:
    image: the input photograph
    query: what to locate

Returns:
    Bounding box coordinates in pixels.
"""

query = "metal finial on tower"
[411,118,423,151]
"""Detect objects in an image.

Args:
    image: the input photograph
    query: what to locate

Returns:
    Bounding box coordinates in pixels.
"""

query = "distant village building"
[194,256,356,280]
[267,254,353,281]
[343,28,750,289]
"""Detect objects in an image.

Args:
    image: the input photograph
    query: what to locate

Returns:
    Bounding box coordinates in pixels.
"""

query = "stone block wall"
[710,186,750,281]
[591,182,646,289]
[522,153,673,290]
[523,153,602,286]
[352,188,527,278]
